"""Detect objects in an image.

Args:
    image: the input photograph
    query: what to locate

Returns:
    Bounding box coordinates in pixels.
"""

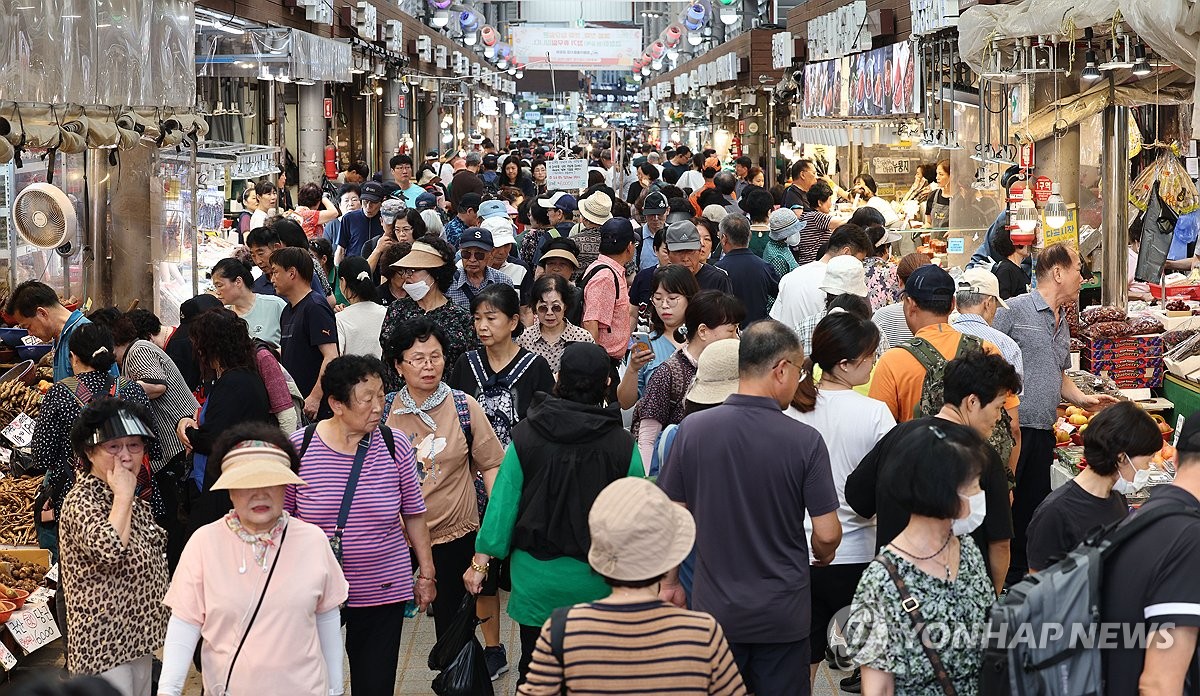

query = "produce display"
[0,477,41,546]
[0,554,48,594]
[0,380,42,423]
[1066,370,1126,399]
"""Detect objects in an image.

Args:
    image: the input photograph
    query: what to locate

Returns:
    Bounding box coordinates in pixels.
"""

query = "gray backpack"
[980,500,1200,695]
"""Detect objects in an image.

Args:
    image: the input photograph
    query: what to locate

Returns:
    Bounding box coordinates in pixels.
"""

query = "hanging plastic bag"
[1129,147,1200,216]
[429,594,482,671]
[431,637,495,696]
[1135,181,1181,282]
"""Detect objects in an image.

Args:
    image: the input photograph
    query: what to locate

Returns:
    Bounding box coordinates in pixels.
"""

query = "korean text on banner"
[545,160,589,190]
[510,27,643,71]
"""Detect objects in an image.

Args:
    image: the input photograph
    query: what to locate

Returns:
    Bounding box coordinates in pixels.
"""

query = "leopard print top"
[59,473,170,674]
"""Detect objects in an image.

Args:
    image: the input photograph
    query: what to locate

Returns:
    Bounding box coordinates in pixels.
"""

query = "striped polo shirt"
[520,600,747,695]
[285,428,426,607]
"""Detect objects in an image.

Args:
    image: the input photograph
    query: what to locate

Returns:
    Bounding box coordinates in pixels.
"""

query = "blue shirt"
[968,210,1034,273]
[444,216,467,250]
[637,333,678,398]
[638,224,658,271]
[52,311,120,382]
[251,269,325,298]
[716,248,780,326]
[396,184,425,208]
[338,209,382,257]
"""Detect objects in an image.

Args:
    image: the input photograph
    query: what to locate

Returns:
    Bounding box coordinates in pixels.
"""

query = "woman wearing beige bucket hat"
[159,422,349,696]
[517,478,747,695]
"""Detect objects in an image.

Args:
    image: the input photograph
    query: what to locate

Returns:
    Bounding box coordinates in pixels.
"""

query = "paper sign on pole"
[6,603,61,654]
[1042,205,1078,249]
[544,160,589,190]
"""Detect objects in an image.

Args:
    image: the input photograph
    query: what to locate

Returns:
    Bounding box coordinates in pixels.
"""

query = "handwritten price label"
[5,603,61,654]
[26,587,54,606]
[1,414,35,448]
[0,641,15,670]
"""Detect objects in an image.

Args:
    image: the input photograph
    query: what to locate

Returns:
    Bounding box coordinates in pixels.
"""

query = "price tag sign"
[947,238,966,254]
[26,587,54,606]
[0,447,12,466]
[44,564,57,584]
[0,641,15,671]
[544,159,589,190]
[1,414,35,449]
[5,603,61,654]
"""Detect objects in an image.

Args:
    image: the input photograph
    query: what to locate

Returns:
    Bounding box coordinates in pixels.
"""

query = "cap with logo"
[415,191,438,212]
[819,256,869,296]
[481,217,516,247]
[665,220,702,252]
[538,192,577,213]
[380,198,407,225]
[642,191,669,216]
[478,199,509,220]
[956,267,1010,309]
[905,264,957,303]
[458,227,495,251]
[360,181,386,203]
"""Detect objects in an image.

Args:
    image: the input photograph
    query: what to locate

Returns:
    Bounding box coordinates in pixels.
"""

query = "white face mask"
[952,490,987,536]
[403,279,431,301]
[785,231,802,248]
[1113,454,1151,495]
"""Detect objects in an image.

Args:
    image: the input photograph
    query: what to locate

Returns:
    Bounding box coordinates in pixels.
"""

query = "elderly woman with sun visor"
[159,422,348,696]
[59,398,169,694]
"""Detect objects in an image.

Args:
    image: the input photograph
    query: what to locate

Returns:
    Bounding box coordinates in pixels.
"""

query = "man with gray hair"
[449,150,485,209]
[659,319,841,696]
[951,268,1023,379]
[716,214,779,325]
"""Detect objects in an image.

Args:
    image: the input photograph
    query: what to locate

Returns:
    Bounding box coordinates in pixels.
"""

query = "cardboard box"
[1152,310,1200,332]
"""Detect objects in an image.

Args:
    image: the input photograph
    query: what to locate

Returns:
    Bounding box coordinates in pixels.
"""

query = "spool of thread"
[480,25,496,46]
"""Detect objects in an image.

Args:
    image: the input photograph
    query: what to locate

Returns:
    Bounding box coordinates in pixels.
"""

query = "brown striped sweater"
[518,599,747,695]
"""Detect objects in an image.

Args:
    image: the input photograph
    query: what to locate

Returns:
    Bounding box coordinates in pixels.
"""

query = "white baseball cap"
[957,267,1009,308]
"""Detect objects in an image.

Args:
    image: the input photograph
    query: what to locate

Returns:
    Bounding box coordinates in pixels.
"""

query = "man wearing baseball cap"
[481,216,530,290]
[335,180,385,263]
[582,218,635,364]
[665,220,732,293]
[637,191,669,271]
[443,192,483,250]
[447,226,514,310]
[951,267,1024,379]
[868,264,1021,441]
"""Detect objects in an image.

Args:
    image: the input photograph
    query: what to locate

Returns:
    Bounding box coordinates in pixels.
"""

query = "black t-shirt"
[782,185,813,212]
[1026,479,1127,572]
[1101,486,1200,693]
[280,290,339,398]
[992,258,1028,300]
[694,263,733,294]
[447,347,556,423]
[844,416,1014,580]
[629,264,657,308]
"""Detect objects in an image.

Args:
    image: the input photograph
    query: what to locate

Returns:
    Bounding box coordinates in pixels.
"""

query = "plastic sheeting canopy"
[196,28,353,83]
[0,0,196,108]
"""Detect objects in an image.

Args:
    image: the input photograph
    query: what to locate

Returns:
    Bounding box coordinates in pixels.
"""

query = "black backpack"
[981,500,1200,695]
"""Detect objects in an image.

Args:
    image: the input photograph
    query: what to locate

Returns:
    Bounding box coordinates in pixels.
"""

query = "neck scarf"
[395,382,452,431]
[225,510,288,571]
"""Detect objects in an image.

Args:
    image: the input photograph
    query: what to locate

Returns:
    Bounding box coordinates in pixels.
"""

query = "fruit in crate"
[1167,299,1190,312]
[1055,428,1072,445]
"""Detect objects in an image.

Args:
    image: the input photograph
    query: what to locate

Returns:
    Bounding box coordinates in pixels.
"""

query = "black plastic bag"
[431,637,494,696]
[429,594,482,671]
[1135,181,1180,282]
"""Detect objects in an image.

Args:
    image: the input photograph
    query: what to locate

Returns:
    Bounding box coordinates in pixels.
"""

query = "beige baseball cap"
[957,267,1010,309]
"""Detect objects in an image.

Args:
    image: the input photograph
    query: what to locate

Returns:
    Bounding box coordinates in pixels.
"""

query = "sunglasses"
[536,302,564,314]
[461,249,490,261]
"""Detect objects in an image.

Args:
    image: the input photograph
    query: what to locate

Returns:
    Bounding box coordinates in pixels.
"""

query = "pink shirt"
[163,517,348,696]
[582,255,631,358]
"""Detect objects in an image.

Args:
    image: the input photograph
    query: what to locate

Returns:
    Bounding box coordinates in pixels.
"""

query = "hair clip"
[928,425,947,440]
[357,271,371,281]
[92,347,108,358]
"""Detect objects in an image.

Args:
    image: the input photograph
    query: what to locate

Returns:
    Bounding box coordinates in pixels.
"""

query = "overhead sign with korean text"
[807,1,871,61]
[511,27,643,71]
[545,159,589,190]
[911,0,960,37]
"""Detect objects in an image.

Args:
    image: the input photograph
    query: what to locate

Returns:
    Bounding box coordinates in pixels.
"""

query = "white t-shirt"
[233,294,288,346]
[787,390,896,564]
[249,209,269,230]
[769,260,828,330]
[335,301,387,359]
[677,170,705,193]
[498,261,528,287]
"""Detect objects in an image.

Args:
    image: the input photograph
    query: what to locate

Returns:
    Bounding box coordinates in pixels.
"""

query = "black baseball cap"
[905,265,956,303]
[642,191,668,215]
[600,218,637,248]
[459,227,495,251]
[458,192,483,212]
[360,181,386,203]
[559,342,612,387]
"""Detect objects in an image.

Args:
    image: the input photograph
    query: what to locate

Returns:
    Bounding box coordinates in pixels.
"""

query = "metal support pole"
[298,83,326,185]
[381,80,402,168]
[1101,102,1129,310]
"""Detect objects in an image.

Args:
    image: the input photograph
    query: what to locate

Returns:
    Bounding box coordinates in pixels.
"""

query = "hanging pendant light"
[1011,187,1040,244]
[1043,182,1068,230]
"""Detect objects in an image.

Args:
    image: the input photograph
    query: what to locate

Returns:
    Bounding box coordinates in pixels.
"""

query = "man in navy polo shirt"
[336,180,385,263]
[715,215,780,325]
[659,320,841,696]
[270,247,339,419]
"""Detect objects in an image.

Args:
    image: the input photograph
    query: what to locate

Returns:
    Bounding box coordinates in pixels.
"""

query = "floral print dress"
[865,256,901,312]
[846,535,994,696]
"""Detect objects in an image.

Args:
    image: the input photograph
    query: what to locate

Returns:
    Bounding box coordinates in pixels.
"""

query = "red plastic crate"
[1148,283,1200,300]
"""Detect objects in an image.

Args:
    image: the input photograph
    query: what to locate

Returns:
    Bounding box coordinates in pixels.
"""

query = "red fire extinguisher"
[324,144,337,179]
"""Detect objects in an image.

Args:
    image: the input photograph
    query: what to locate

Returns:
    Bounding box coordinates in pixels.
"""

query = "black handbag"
[431,637,494,696]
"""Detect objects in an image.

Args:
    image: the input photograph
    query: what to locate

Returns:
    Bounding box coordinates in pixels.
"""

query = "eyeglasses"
[100,440,145,456]
[398,268,425,279]
[536,302,564,315]
[403,354,444,368]
[651,294,684,307]
[783,359,808,382]
[462,250,490,261]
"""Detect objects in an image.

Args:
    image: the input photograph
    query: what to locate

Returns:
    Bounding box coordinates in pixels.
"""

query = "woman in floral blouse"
[59,398,169,693]
[863,224,902,312]
[845,423,994,696]
[379,236,477,392]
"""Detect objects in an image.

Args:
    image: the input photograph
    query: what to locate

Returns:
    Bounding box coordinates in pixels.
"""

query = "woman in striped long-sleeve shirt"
[518,478,747,696]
